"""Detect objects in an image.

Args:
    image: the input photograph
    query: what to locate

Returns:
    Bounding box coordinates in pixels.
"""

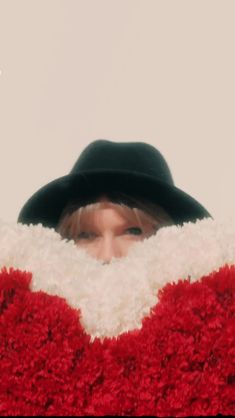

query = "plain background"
[0,0,234,223]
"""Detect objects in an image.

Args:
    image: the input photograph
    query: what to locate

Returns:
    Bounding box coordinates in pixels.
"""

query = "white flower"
[0,216,235,340]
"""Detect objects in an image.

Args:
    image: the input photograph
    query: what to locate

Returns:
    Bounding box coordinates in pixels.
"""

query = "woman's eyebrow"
[80,218,135,229]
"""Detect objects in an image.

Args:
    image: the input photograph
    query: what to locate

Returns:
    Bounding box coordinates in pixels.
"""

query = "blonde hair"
[56,192,174,241]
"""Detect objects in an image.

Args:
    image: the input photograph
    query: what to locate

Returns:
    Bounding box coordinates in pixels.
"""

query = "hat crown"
[70,140,174,185]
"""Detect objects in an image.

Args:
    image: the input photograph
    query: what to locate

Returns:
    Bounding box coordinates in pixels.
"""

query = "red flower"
[0,265,235,416]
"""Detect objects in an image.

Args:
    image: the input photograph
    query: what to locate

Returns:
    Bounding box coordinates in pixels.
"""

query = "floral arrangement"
[0,217,235,416]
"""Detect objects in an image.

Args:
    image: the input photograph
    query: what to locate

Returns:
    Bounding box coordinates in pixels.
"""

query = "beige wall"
[0,0,234,223]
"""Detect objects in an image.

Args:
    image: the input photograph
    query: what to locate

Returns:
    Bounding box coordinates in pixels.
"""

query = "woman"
[55,192,175,263]
[18,139,212,264]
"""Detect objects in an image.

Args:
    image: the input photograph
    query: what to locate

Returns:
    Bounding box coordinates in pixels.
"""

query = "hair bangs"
[56,194,174,241]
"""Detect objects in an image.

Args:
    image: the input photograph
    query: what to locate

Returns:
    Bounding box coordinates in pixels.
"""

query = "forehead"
[80,203,134,225]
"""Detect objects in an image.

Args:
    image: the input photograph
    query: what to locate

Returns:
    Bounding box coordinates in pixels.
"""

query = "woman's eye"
[76,228,143,240]
[77,232,95,240]
[126,227,143,235]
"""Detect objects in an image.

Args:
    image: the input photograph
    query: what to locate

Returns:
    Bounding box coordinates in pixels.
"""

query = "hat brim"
[17,170,212,229]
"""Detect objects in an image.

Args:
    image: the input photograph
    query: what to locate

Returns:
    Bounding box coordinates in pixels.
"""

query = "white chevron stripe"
[0,216,234,339]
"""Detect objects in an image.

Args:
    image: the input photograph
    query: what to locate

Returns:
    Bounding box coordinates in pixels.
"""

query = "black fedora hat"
[18,139,212,229]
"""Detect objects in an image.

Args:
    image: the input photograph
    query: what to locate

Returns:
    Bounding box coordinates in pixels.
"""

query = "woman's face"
[74,201,156,264]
